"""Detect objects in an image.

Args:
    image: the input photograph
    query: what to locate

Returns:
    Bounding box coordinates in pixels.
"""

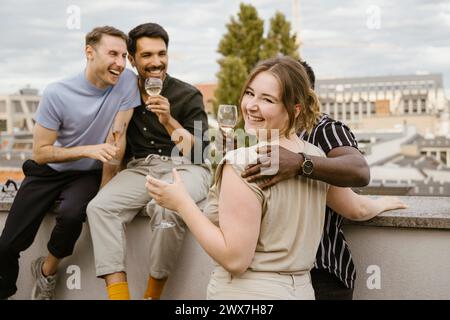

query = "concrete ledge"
[3,196,449,229]
[344,196,450,229]
[1,195,450,299]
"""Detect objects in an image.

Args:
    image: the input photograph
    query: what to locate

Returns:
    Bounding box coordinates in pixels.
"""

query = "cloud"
[0,0,448,100]
[300,1,450,84]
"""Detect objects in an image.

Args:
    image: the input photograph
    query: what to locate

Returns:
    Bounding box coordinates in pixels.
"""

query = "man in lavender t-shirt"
[0,26,140,300]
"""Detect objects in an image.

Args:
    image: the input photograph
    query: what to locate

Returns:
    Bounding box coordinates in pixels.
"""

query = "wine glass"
[151,169,176,229]
[145,77,163,96]
[144,77,163,112]
[217,104,238,152]
[153,208,176,229]
[108,121,125,165]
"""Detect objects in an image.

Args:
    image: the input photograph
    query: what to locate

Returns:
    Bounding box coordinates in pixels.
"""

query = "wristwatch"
[300,152,314,177]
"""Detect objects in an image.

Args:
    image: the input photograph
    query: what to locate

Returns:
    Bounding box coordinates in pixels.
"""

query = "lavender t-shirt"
[34,68,141,171]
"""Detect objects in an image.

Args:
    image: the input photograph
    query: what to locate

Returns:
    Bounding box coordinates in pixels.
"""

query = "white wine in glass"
[217,104,238,133]
[145,77,163,96]
[218,104,238,153]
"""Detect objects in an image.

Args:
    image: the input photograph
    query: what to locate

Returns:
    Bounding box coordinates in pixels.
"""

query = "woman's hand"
[146,168,195,213]
[378,196,408,212]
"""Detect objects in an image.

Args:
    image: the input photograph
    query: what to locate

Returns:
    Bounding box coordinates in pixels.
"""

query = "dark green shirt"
[126,74,209,163]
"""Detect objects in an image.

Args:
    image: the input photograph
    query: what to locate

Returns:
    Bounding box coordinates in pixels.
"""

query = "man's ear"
[128,54,136,68]
[85,45,94,61]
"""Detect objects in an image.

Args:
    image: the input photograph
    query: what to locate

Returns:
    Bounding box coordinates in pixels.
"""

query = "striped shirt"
[298,114,359,289]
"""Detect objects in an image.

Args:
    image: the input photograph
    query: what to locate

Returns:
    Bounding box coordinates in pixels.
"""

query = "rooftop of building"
[402,134,450,148]
[374,154,450,171]
[0,86,40,97]
[316,73,443,86]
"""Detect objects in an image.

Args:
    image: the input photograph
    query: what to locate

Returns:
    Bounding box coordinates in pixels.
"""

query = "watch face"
[303,160,314,175]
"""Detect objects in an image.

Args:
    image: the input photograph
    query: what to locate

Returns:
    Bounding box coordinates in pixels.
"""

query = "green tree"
[213,56,248,117]
[260,11,300,60]
[217,3,264,73]
[213,4,300,129]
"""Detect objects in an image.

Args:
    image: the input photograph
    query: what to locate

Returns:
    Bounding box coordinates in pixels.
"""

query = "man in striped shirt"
[242,60,370,299]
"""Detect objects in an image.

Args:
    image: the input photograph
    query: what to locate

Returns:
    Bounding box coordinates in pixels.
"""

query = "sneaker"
[30,257,57,300]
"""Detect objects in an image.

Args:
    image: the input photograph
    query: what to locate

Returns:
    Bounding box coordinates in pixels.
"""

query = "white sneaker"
[30,257,57,300]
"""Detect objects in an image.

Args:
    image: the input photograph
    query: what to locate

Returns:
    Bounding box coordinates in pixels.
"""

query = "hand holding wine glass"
[146,168,182,229]
[144,77,171,125]
[108,121,125,165]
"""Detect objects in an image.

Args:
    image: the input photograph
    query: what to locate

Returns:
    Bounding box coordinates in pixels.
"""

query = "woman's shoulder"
[303,141,326,158]
[222,145,258,168]
[213,146,258,186]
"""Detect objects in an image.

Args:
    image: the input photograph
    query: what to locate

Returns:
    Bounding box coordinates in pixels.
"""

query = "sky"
[0,0,449,96]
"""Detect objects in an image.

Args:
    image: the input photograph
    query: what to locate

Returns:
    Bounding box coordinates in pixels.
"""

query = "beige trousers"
[86,155,211,278]
[207,266,315,300]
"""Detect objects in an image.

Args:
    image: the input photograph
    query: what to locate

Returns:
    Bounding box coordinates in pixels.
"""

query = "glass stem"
[225,132,234,152]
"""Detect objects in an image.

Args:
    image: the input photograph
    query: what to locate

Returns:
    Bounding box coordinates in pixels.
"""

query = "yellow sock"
[143,276,167,300]
[107,282,130,300]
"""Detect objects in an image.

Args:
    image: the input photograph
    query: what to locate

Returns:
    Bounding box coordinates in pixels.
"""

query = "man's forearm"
[100,136,126,188]
[164,118,195,156]
[33,145,87,165]
[308,154,370,187]
[100,163,118,188]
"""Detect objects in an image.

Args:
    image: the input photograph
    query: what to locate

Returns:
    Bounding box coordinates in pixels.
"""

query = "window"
[440,152,447,164]
[26,101,39,113]
[412,99,418,113]
[12,100,23,113]
[0,119,6,131]
[421,99,427,113]
[403,99,410,114]
[0,101,6,113]
[419,80,427,90]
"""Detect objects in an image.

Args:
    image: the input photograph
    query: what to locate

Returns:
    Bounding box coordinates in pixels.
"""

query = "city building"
[358,132,450,196]
[195,74,449,136]
[0,86,40,134]
[0,87,39,183]
[315,74,449,135]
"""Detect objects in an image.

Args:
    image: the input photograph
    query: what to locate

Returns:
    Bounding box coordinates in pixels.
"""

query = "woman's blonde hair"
[239,56,321,136]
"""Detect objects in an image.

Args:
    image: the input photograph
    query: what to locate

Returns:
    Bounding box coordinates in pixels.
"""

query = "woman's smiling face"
[241,71,289,138]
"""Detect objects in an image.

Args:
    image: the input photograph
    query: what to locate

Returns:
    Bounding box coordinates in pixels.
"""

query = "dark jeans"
[311,268,354,300]
[0,160,101,299]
